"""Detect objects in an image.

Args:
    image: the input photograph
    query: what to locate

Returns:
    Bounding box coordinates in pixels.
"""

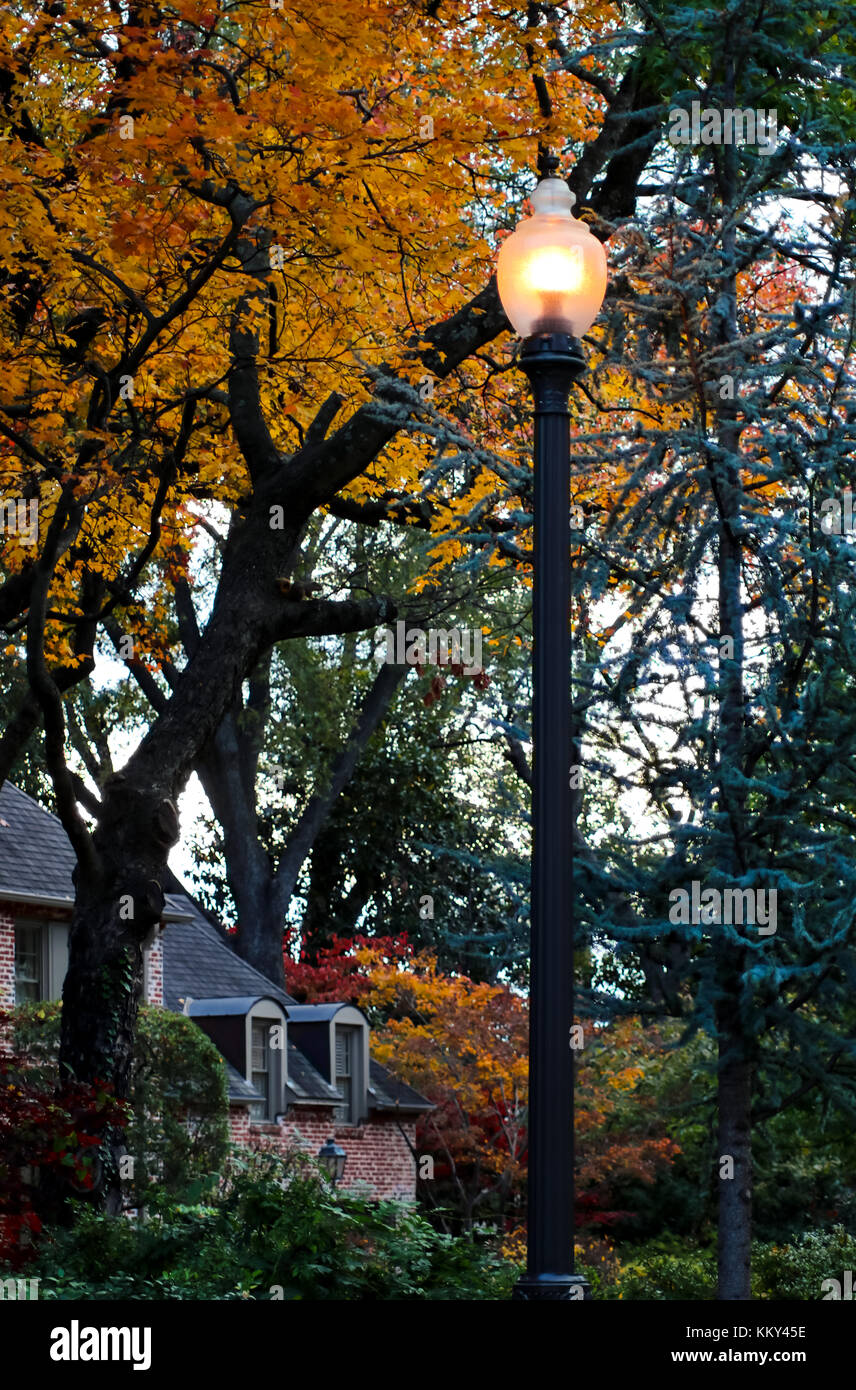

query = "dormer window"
[334,1027,356,1123]
[286,1004,370,1126]
[186,995,287,1124]
[250,1021,272,1121]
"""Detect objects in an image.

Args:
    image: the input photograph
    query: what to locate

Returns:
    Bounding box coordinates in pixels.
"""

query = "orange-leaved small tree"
[284,937,680,1238]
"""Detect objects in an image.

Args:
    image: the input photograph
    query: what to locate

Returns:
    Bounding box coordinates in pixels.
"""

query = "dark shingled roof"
[161,895,295,1013]
[0,783,191,922]
[369,1059,433,1113]
[162,897,344,1104]
[286,1045,341,1105]
[0,782,76,902]
[225,1061,266,1103]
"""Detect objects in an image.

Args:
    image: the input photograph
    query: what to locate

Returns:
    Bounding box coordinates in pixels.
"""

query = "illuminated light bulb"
[520,245,585,295]
[497,174,607,337]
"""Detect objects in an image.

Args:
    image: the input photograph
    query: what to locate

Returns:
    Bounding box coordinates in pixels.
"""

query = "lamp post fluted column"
[512,333,590,1301]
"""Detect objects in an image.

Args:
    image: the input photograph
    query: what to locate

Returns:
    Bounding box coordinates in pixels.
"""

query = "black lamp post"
[318,1137,347,1186]
[497,156,607,1300]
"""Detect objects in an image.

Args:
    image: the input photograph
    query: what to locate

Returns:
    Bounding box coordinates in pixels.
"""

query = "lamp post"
[318,1137,347,1186]
[497,155,607,1300]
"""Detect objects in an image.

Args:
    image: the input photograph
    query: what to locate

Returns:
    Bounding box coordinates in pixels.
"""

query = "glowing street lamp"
[497,155,607,1301]
[497,170,607,338]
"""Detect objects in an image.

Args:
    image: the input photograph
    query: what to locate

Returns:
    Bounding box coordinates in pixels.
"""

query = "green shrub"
[606,1226,856,1300]
[608,1240,717,1300]
[30,1149,518,1300]
[753,1226,856,1300]
[127,1007,228,1200]
[10,1001,228,1208]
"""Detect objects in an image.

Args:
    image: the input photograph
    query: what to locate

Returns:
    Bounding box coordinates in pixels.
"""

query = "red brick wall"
[144,932,164,1006]
[229,1106,251,1146]
[0,905,165,1010]
[230,1105,417,1202]
[0,910,14,1008]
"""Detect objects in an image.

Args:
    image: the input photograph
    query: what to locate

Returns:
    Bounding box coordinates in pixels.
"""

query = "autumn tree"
[1,0,665,1215]
[285,937,679,1234]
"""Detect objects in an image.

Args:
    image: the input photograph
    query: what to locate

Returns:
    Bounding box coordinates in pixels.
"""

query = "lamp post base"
[512,1273,592,1301]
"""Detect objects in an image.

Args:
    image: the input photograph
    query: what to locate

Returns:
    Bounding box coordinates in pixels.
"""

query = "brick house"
[0,782,430,1200]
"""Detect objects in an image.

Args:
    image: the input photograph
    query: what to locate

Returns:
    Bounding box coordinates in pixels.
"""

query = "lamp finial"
[538,149,561,180]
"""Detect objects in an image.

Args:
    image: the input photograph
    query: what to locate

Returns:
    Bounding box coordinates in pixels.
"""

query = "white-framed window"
[15,924,44,1003]
[250,1020,271,1120]
[243,1001,286,1123]
[334,1026,356,1123]
[13,920,68,1004]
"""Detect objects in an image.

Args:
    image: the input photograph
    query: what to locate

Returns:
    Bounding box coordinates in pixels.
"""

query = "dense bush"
[14,1139,853,1300]
[29,1149,518,1300]
[8,1001,228,1212]
[126,1006,228,1200]
[606,1239,717,1300]
[598,1226,856,1300]
[0,1012,125,1269]
[753,1227,856,1300]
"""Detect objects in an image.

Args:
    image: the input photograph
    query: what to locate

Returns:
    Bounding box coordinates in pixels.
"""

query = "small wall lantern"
[318,1137,347,1186]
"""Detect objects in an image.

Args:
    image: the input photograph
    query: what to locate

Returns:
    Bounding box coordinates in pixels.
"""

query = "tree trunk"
[57,779,180,1213]
[716,985,753,1299]
[302,827,345,957]
[713,37,752,1300]
[197,657,408,980]
[53,504,304,1207]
